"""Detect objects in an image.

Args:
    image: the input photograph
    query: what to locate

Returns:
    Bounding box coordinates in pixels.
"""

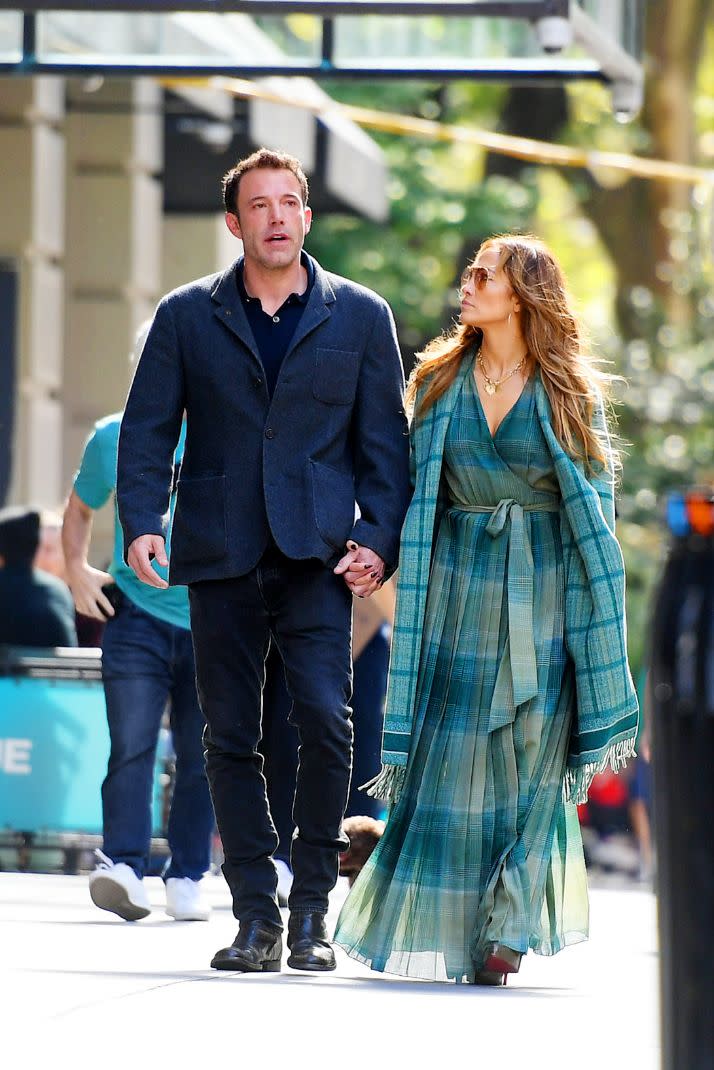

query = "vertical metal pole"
[21,12,37,73]
[320,15,334,73]
[650,526,714,1070]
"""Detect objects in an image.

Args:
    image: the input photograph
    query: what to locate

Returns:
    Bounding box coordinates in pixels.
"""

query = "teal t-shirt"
[73,412,190,630]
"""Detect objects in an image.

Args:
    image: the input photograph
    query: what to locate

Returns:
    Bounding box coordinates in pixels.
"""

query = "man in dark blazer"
[117,148,411,973]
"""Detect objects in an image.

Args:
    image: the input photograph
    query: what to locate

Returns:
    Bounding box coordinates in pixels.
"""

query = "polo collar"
[236,251,314,309]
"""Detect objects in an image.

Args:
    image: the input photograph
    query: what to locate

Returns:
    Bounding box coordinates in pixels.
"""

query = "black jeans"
[261,644,299,866]
[189,556,352,929]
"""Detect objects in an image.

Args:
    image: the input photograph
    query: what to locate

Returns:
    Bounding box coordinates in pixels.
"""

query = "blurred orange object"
[686,493,714,536]
[586,768,629,808]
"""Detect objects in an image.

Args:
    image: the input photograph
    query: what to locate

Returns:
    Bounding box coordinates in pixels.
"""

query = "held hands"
[127,534,170,589]
[334,540,385,599]
[66,563,115,620]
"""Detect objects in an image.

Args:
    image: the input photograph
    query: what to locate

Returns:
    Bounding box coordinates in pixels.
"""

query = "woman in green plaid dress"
[334,236,638,985]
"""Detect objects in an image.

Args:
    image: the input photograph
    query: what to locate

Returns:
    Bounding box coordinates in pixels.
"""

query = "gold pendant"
[485,382,497,396]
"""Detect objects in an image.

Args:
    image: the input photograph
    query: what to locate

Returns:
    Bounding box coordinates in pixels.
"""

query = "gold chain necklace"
[477,350,528,396]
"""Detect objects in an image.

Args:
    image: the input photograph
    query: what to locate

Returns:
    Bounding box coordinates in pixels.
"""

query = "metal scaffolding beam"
[2,2,569,12]
[0,0,644,117]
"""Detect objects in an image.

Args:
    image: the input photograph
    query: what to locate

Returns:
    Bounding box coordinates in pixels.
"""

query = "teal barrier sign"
[0,648,164,836]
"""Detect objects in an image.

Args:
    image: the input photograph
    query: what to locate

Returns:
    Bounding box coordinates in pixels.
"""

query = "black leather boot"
[211,919,283,972]
[286,912,336,972]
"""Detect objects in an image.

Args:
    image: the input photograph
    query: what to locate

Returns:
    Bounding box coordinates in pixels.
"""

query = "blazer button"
[265,428,275,439]
[254,377,263,387]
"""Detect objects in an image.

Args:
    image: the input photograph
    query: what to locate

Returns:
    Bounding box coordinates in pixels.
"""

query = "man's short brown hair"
[222,148,309,216]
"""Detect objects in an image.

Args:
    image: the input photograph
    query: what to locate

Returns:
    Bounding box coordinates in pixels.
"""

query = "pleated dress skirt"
[335,371,589,982]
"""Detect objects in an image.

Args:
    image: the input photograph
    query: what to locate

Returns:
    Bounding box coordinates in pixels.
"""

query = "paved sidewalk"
[1,871,658,1070]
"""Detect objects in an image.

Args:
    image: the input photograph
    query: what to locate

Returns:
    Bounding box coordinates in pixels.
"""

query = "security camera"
[198,121,234,152]
[534,16,573,54]
[611,79,643,123]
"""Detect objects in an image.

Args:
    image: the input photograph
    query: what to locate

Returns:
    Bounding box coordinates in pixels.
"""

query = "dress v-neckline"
[471,369,532,441]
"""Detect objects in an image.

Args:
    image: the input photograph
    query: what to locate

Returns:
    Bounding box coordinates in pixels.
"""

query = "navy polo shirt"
[236,252,314,398]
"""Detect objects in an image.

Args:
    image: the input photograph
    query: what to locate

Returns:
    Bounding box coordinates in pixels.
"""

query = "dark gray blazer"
[117,254,411,586]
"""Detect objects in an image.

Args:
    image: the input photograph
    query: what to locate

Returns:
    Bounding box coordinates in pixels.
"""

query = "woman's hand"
[334,540,385,598]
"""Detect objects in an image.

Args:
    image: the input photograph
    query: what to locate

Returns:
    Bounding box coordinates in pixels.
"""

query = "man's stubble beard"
[250,243,300,273]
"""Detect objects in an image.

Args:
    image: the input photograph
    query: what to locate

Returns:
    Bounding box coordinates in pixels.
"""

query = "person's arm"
[340,299,411,594]
[117,299,184,585]
[62,490,115,620]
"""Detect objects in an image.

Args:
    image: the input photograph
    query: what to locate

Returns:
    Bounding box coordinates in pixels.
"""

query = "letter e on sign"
[0,739,33,775]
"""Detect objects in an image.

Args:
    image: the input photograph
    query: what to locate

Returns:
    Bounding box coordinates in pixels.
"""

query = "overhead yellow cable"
[163,75,714,188]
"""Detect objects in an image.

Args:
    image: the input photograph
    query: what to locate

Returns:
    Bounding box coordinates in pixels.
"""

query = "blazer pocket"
[310,460,355,550]
[312,348,360,405]
[172,475,227,564]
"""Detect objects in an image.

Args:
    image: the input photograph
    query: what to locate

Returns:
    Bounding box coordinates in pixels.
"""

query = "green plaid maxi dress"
[335,369,589,982]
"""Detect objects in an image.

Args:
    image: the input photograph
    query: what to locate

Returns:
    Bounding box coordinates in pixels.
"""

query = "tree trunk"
[639,0,712,325]
[482,0,713,336]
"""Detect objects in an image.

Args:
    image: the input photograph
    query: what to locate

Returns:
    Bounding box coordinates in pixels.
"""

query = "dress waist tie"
[453,498,559,722]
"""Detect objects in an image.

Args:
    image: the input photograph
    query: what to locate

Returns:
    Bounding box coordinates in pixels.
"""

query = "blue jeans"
[101,595,214,880]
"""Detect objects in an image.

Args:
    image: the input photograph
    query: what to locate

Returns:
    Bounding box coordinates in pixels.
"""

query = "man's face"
[227,167,312,272]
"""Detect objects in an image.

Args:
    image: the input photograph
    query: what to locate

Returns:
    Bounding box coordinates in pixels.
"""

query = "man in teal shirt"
[62,329,214,922]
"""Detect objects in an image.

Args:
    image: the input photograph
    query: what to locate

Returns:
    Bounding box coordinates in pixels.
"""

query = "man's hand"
[66,563,116,620]
[127,534,169,589]
[334,540,385,599]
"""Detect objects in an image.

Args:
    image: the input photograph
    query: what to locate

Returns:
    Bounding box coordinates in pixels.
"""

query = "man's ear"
[225,212,242,240]
[304,206,313,234]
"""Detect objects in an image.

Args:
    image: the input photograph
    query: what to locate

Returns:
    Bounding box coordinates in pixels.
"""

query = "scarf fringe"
[563,736,637,806]
[360,764,407,805]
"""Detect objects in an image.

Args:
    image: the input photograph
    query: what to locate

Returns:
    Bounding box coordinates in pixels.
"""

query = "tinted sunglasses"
[460,265,495,291]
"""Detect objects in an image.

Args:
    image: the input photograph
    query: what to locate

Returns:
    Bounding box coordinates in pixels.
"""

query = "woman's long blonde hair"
[406,235,615,473]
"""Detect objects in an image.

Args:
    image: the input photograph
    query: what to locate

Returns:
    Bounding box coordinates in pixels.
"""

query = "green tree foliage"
[602,252,714,675]
[308,82,535,372]
[553,14,714,674]
[302,12,714,677]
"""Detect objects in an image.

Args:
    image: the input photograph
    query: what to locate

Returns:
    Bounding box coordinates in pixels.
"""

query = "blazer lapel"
[210,259,263,371]
[283,256,335,360]
[210,254,334,372]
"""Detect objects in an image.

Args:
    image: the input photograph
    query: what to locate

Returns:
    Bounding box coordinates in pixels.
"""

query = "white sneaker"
[275,858,293,908]
[165,877,210,921]
[89,851,151,921]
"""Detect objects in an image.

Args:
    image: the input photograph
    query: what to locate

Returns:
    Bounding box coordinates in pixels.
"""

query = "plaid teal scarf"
[366,357,639,807]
